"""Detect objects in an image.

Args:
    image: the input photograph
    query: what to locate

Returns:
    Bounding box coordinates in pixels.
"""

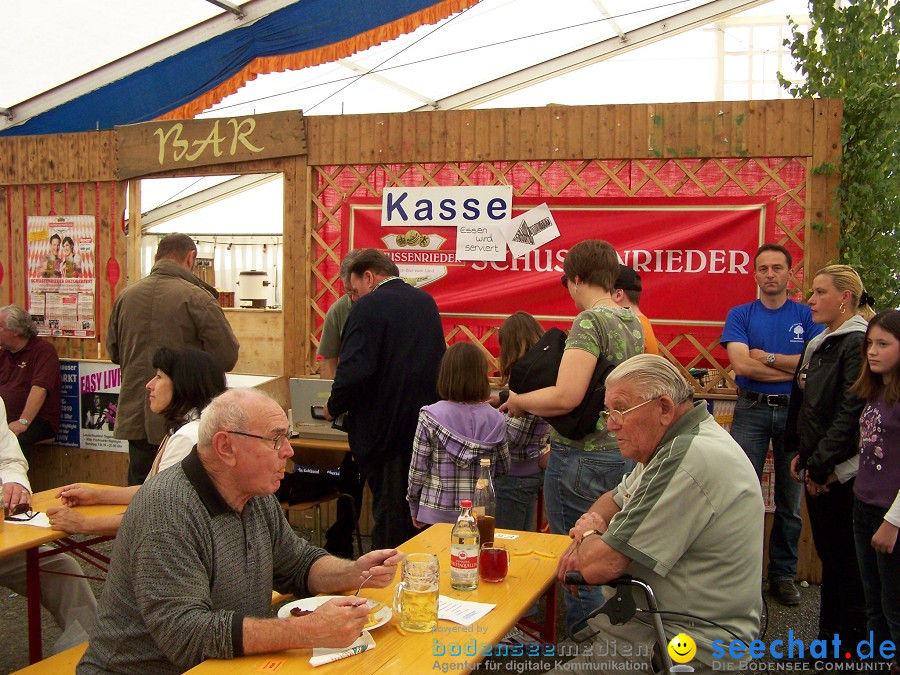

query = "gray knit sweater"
[78,450,328,674]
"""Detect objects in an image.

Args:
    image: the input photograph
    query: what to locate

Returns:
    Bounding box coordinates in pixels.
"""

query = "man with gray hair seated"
[554,354,763,674]
[0,304,61,459]
[79,388,401,674]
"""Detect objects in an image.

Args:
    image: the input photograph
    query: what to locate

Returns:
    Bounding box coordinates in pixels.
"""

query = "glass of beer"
[392,553,440,632]
[478,542,509,583]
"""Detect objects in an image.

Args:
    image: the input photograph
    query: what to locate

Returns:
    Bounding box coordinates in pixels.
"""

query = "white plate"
[277,595,392,630]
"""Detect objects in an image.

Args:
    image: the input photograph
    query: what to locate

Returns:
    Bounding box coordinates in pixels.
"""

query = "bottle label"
[450,549,478,570]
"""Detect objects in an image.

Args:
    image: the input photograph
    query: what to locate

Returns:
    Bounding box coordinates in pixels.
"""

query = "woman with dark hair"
[47,347,227,535]
[849,309,900,669]
[787,264,874,653]
[495,311,550,531]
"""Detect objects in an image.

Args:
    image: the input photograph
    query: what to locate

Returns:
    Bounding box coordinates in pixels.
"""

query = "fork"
[354,573,373,597]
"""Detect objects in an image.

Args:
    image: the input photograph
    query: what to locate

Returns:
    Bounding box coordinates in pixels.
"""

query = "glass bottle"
[473,458,496,545]
[450,499,479,591]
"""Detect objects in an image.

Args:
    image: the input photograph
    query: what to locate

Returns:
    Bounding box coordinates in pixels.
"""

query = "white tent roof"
[2,0,809,234]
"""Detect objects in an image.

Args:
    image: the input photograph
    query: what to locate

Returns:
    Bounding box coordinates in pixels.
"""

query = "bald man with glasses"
[80,388,401,675]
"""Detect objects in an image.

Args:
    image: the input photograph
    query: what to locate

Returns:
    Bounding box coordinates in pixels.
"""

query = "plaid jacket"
[506,413,550,476]
[407,401,510,525]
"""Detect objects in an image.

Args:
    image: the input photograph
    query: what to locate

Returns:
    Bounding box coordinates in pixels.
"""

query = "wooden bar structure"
[0,99,843,580]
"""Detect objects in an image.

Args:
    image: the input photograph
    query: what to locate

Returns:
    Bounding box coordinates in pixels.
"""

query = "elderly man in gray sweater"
[79,388,401,674]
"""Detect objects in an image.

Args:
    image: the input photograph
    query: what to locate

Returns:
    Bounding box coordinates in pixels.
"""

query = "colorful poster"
[57,360,127,453]
[26,215,96,338]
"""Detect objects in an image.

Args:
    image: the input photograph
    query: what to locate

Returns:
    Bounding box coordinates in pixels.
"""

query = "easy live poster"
[26,215,97,338]
[58,360,127,453]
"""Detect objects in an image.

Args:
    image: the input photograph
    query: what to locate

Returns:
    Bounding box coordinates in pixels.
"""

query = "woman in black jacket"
[787,264,875,651]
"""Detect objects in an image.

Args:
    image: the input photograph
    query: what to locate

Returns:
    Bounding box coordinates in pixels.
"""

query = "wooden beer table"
[0,485,127,663]
[188,523,571,674]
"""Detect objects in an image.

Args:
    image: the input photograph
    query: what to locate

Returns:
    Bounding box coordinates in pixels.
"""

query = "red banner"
[345,197,773,328]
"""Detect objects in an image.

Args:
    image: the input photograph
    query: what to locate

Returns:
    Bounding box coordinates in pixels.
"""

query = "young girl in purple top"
[495,312,550,531]
[850,309,900,667]
[407,342,510,527]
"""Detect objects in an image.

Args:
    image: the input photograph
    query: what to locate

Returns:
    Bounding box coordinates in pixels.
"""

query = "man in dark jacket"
[107,234,240,485]
[324,249,445,549]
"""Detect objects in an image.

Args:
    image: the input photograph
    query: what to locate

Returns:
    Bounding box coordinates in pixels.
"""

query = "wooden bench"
[12,642,87,674]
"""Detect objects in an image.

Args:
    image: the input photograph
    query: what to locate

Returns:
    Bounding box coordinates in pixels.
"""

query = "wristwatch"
[766,353,776,365]
[580,529,602,543]
[18,418,30,426]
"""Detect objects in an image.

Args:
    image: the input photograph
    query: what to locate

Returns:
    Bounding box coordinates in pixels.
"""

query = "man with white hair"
[79,388,401,674]
[555,354,763,673]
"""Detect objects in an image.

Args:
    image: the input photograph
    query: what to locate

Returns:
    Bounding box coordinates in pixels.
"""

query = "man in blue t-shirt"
[721,243,823,607]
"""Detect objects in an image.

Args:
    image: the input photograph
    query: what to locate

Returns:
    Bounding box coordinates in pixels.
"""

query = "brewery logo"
[381,230,452,288]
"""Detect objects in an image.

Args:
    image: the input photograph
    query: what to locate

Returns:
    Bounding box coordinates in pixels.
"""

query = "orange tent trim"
[159,0,479,121]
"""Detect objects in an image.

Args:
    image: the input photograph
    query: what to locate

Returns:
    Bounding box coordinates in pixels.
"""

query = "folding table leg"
[26,547,43,663]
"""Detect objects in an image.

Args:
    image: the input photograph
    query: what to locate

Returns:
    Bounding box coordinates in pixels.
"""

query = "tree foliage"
[779,0,899,309]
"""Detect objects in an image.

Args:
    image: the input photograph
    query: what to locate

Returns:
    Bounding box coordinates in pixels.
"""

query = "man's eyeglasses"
[599,397,660,426]
[560,274,569,288]
[4,503,37,522]
[226,430,288,452]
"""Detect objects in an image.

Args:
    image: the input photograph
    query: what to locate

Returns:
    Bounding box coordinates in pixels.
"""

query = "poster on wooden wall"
[57,360,127,453]
[26,215,96,338]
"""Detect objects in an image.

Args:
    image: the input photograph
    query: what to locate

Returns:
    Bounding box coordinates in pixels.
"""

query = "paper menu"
[437,596,495,626]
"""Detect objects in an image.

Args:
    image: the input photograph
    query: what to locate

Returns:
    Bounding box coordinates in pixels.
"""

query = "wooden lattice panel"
[308,158,808,390]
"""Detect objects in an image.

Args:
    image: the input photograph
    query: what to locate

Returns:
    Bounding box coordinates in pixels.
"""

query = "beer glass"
[478,542,509,583]
[392,553,440,632]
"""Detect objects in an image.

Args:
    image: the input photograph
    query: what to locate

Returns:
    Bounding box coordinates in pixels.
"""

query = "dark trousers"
[127,439,158,485]
[16,417,56,461]
[806,478,867,647]
[324,452,364,558]
[853,498,900,664]
[364,452,418,550]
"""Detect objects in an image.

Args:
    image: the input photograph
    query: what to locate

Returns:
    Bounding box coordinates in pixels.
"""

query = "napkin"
[309,630,375,667]
[4,512,52,528]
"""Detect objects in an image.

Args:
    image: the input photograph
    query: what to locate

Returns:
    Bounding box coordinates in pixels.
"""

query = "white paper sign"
[438,596,496,626]
[381,186,512,227]
[455,223,507,261]
[502,203,561,259]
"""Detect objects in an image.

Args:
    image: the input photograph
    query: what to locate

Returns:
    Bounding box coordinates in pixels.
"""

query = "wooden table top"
[0,484,127,558]
[188,524,571,674]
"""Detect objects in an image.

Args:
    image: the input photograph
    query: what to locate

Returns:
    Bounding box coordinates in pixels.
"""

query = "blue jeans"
[544,440,635,636]
[853,498,900,662]
[729,396,801,581]
[495,472,544,531]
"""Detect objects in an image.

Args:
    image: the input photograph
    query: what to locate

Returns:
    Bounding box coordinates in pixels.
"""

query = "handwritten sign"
[115,111,306,179]
[455,223,507,261]
[501,202,560,258]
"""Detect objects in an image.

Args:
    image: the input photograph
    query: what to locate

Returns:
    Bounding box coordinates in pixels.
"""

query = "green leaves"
[781,0,899,309]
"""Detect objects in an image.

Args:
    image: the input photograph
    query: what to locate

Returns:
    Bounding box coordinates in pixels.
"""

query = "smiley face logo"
[667,633,697,664]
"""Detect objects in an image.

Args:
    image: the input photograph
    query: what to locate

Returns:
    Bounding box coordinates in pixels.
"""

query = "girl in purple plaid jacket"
[408,342,510,527]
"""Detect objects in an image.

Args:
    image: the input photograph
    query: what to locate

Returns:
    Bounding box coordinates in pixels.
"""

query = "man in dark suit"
[324,249,445,549]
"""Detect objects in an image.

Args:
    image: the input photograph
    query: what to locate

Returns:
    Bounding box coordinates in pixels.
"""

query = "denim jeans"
[853,498,900,662]
[544,440,636,636]
[729,396,801,581]
[495,472,544,531]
